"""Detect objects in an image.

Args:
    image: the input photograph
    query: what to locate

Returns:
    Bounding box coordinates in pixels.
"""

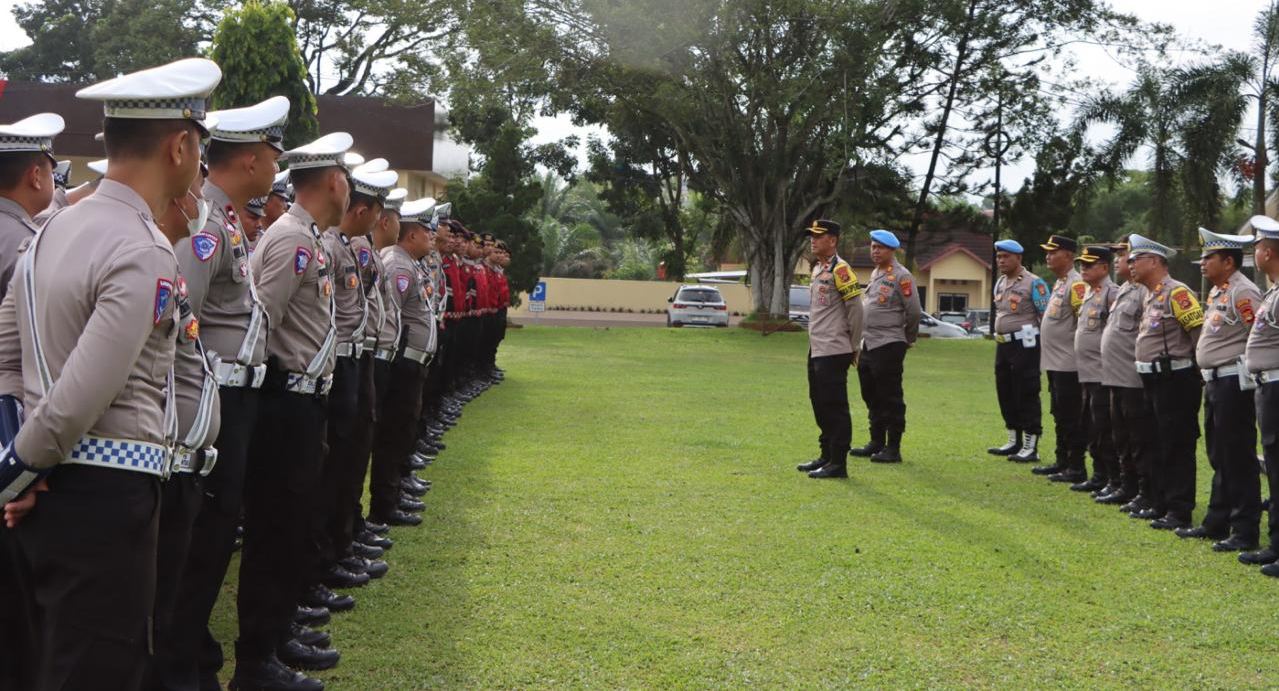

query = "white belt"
[214,361,267,389]
[401,346,430,365]
[285,373,334,396]
[171,446,218,476]
[362,336,378,352]
[1257,369,1279,385]
[374,347,396,362]
[1201,363,1241,382]
[335,341,365,359]
[64,436,170,478]
[1136,358,1195,374]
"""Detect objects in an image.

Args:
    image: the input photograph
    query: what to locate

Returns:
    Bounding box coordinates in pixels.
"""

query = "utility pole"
[985,87,1011,337]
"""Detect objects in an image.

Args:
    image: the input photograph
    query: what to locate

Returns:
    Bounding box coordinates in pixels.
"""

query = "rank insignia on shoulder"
[396,273,411,294]
[154,278,174,324]
[358,247,372,267]
[294,246,312,275]
[191,233,219,262]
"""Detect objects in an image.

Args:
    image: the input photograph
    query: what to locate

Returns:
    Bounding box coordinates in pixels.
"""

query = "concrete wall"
[510,277,754,315]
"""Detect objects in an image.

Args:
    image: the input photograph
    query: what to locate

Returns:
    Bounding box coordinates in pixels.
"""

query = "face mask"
[179,191,210,234]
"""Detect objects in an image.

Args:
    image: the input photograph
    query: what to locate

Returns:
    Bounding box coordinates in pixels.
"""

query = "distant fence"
[511,277,754,316]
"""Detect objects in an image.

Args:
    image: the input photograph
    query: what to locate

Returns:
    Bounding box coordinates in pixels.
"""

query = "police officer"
[850,229,920,463]
[794,220,864,479]
[1243,215,1279,577]
[1071,245,1118,494]
[986,240,1049,463]
[243,195,267,243]
[0,56,219,689]
[1097,237,1154,510]
[1176,228,1262,550]
[1036,234,1088,483]
[234,132,355,691]
[1129,233,1204,531]
[32,160,71,226]
[492,239,512,381]
[265,170,291,228]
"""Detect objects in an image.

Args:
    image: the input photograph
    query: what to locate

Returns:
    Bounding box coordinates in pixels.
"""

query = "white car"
[918,313,970,338]
[667,285,730,327]
[788,285,810,327]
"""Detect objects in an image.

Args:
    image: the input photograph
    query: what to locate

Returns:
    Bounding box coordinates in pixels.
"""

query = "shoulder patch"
[191,232,219,262]
[396,273,411,294]
[1238,297,1256,324]
[1031,277,1050,313]
[358,247,372,268]
[1169,286,1204,330]
[154,278,174,325]
[832,262,861,301]
[1070,281,1087,313]
[900,276,913,297]
[294,246,312,275]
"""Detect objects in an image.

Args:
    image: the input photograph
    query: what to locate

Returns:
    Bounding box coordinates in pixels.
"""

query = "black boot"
[987,429,1020,456]
[850,429,885,458]
[871,431,903,464]
[1010,433,1040,463]
[808,461,848,479]
[230,654,324,691]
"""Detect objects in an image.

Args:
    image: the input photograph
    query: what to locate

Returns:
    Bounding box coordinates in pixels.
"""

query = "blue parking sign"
[530,281,547,312]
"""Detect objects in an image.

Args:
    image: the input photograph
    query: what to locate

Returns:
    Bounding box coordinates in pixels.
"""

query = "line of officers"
[987,228,1279,581]
[0,58,512,691]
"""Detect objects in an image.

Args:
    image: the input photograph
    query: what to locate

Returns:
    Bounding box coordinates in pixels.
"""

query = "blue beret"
[994,239,1024,254]
[869,229,900,249]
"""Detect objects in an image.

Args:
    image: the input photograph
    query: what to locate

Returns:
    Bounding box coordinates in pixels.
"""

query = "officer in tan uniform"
[264,170,291,228]
[372,198,438,525]
[1243,216,1279,577]
[32,160,71,227]
[1071,246,1118,495]
[1129,233,1204,531]
[162,95,293,689]
[794,220,864,480]
[851,229,920,464]
[234,132,355,690]
[986,240,1049,463]
[0,56,219,690]
[1035,234,1089,483]
[1097,237,1153,510]
[1176,228,1263,550]
[0,114,64,301]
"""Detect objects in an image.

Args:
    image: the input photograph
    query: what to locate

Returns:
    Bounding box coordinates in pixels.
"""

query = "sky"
[0,0,1270,192]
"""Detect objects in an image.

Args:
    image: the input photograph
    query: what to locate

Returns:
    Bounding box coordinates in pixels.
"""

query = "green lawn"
[213,326,1279,688]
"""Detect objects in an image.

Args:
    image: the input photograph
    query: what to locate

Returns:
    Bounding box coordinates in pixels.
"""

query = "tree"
[91,0,207,76]
[0,0,103,81]
[208,1,318,149]
[1240,0,1279,214]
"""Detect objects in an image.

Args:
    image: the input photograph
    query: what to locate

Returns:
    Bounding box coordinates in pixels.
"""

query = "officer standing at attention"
[1242,215,1279,577]
[1071,245,1118,494]
[32,160,71,226]
[264,170,291,228]
[1036,234,1089,483]
[1097,237,1154,510]
[986,240,1049,463]
[1129,233,1204,532]
[850,229,921,464]
[235,132,354,691]
[794,219,864,480]
[0,56,219,689]
[1176,228,1263,551]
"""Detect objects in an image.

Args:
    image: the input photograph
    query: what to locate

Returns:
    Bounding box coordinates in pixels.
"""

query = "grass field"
[212,326,1279,688]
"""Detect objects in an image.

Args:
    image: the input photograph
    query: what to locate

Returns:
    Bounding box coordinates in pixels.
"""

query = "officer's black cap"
[1077,245,1114,265]
[807,219,841,237]
[1040,234,1078,253]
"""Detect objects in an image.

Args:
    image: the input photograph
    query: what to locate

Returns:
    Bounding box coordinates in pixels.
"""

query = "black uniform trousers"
[1082,382,1116,483]
[1047,370,1087,472]
[18,465,160,691]
[856,341,908,447]
[1110,385,1154,498]
[334,352,376,556]
[1140,368,1202,521]
[143,472,203,690]
[0,524,36,691]
[162,386,259,690]
[438,321,459,395]
[313,355,362,575]
[1202,375,1261,540]
[808,352,854,464]
[994,341,1042,435]
[357,354,391,529]
[1255,381,1279,551]
[371,357,426,521]
[236,387,327,662]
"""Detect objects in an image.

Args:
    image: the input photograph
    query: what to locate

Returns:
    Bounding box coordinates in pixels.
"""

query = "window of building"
[939,293,968,313]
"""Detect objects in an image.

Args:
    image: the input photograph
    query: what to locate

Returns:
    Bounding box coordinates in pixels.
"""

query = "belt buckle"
[199,447,218,477]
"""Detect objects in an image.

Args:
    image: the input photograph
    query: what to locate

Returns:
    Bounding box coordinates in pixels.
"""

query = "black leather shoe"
[1070,477,1108,493]
[1129,506,1161,520]
[1031,464,1061,476]
[1151,515,1191,531]
[1174,525,1228,540]
[849,442,884,458]
[382,510,422,527]
[351,541,384,560]
[796,458,826,472]
[339,555,389,579]
[399,496,426,513]
[357,530,393,551]
[1212,535,1259,552]
[321,564,370,590]
[1239,548,1279,565]
[277,638,339,672]
[408,455,428,471]
[1261,561,1279,577]
[870,447,902,464]
[1095,490,1133,505]
[290,622,331,650]
[808,463,848,479]
[300,584,354,613]
[294,605,330,627]
[1120,495,1149,514]
[401,478,428,497]
[1049,470,1086,484]
[364,520,390,535]
[229,653,324,691]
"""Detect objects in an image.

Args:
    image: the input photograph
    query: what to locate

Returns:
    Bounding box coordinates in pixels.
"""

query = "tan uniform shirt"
[808,254,864,358]
[322,228,367,347]
[861,260,921,350]
[173,277,220,447]
[351,234,382,349]
[1073,278,1116,384]
[375,247,400,351]
[1196,270,1261,368]
[32,188,68,227]
[0,196,38,303]
[1040,269,1084,372]
[0,180,179,469]
[993,268,1048,334]
[251,204,336,377]
[1135,276,1203,363]
[175,182,266,366]
[1246,283,1279,373]
[383,245,435,353]
[1100,281,1147,388]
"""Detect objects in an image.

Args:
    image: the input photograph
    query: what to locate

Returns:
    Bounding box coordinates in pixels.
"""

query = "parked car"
[963,308,991,333]
[667,285,730,327]
[919,312,970,339]
[789,285,811,327]
[938,311,968,327]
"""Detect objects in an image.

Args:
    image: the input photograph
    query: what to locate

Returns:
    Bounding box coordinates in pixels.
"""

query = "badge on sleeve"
[1238,298,1256,324]
[832,262,861,301]
[1031,278,1050,313]
[1070,281,1087,314]
[183,317,200,342]
[191,233,219,262]
[344,266,359,290]
[1170,286,1205,330]
[358,247,372,268]
[294,247,312,275]
[900,277,913,297]
[154,278,174,324]
[396,273,411,294]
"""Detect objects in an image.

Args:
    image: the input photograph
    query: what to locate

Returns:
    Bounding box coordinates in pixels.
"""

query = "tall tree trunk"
[1256,66,1269,216]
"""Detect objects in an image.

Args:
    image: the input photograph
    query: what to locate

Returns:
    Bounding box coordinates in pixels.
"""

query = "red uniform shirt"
[471,261,491,313]
[442,255,466,319]
[497,271,510,307]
